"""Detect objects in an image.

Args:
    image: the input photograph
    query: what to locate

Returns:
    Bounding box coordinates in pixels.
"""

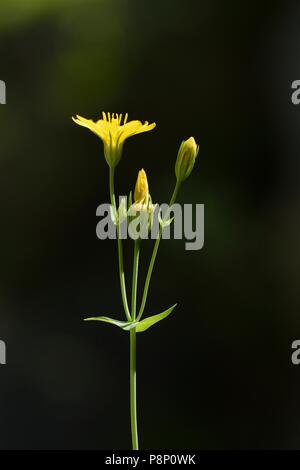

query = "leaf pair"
[84,304,177,333]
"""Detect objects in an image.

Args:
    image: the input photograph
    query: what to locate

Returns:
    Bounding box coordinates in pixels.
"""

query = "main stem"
[130,329,138,450]
[130,239,140,450]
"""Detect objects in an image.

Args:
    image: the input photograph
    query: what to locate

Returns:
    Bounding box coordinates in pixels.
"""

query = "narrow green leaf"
[135,304,177,333]
[158,213,174,228]
[84,305,177,333]
[84,316,138,331]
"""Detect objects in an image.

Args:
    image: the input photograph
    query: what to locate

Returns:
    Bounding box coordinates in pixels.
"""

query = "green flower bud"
[175,137,199,183]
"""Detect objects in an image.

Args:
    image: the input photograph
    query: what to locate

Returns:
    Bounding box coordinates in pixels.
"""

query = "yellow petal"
[119,121,156,143]
[72,115,108,142]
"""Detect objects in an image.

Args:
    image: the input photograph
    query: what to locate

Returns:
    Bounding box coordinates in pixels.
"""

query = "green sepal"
[110,205,118,225]
[118,197,128,223]
[135,304,177,332]
[128,191,132,208]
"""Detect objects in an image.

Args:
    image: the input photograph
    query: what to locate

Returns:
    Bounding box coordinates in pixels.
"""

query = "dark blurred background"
[1,0,300,450]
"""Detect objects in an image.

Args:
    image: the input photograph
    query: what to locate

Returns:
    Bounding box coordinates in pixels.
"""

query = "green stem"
[130,329,138,450]
[130,239,140,450]
[136,180,181,321]
[109,167,131,322]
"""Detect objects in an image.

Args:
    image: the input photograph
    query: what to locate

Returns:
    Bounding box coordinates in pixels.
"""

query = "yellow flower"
[134,168,149,205]
[72,112,156,168]
[175,136,199,183]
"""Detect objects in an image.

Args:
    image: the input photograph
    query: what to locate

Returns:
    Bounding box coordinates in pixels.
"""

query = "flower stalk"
[136,180,181,321]
[109,166,131,322]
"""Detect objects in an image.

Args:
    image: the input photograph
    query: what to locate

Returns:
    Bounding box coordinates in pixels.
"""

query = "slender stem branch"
[136,181,181,321]
[131,240,140,320]
[109,167,131,321]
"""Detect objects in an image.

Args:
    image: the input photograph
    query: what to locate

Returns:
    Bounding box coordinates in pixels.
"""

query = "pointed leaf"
[135,304,177,333]
[84,316,138,331]
[158,213,174,228]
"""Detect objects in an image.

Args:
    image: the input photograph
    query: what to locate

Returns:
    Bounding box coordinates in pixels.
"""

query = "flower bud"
[134,169,149,205]
[128,169,156,238]
[175,137,199,183]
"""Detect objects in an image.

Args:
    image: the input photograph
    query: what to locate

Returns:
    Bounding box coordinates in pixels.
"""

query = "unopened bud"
[134,168,149,204]
[175,137,199,183]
